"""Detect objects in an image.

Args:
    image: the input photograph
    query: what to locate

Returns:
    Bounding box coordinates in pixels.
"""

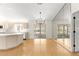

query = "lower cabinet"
[0,34,23,50]
[17,35,23,46]
[6,35,17,49]
[0,37,6,49]
[6,35,23,49]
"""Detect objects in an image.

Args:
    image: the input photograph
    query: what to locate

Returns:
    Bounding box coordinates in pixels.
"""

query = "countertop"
[0,32,23,36]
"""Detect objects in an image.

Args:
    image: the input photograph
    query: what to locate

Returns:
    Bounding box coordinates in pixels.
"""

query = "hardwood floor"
[0,39,79,56]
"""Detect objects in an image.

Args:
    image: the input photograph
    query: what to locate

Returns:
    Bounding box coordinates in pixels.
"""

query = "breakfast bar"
[0,33,23,50]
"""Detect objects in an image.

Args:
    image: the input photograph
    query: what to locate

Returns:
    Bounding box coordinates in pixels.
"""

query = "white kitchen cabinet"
[17,35,23,46]
[0,33,23,50]
[0,37,6,49]
[6,35,17,49]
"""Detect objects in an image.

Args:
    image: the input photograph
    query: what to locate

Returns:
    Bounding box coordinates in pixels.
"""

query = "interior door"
[74,13,79,52]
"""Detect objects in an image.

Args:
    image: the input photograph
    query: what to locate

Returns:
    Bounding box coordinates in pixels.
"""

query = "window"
[57,24,70,38]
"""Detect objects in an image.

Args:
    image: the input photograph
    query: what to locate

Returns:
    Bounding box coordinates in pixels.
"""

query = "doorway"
[33,20,46,39]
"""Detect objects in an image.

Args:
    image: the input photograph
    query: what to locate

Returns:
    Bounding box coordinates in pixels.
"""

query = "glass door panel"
[33,20,46,39]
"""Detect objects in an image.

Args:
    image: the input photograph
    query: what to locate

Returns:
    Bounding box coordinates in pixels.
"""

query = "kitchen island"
[0,32,23,50]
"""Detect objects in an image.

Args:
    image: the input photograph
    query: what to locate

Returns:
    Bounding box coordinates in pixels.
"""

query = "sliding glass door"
[33,20,46,39]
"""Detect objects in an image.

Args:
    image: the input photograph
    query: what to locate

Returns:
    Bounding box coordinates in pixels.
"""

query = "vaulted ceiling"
[0,3,64,22]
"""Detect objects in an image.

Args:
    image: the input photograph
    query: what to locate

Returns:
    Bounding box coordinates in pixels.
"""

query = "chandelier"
[35,3,45,24]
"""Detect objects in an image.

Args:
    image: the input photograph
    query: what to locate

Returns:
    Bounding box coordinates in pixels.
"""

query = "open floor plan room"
[0,3,79,56]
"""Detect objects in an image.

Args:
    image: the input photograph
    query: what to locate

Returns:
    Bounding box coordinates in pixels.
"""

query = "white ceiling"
[0,3,64,22]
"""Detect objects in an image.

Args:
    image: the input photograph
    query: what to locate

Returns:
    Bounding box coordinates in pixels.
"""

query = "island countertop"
[0,32,23,50]
[0,32,23,36]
